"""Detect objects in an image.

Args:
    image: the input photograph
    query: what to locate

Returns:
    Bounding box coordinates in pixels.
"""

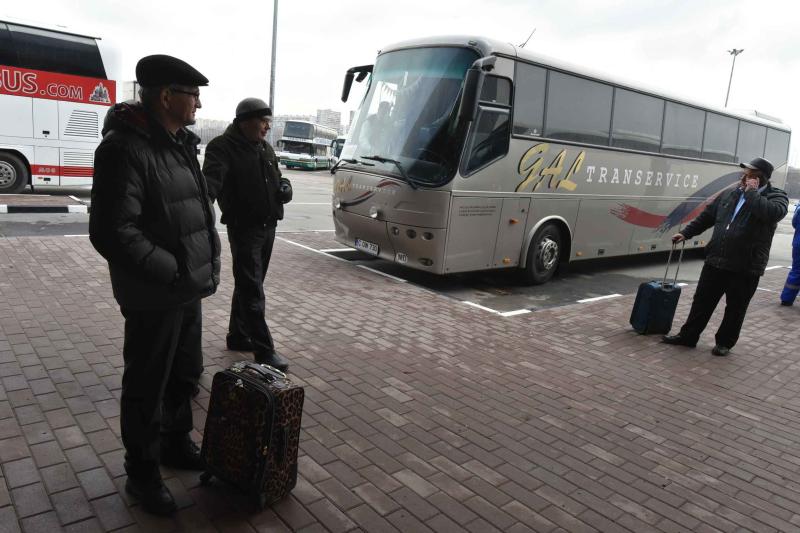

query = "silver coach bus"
[332,36,791,284]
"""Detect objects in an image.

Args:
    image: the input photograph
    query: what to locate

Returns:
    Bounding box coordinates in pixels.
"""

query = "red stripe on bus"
[32,165,93,177]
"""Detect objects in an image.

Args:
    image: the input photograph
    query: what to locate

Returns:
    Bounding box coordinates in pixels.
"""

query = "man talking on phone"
[662,157,788,356]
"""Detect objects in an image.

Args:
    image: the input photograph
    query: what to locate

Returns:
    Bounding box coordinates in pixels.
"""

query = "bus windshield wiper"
[330,158,374,174]
[361,155,420,190]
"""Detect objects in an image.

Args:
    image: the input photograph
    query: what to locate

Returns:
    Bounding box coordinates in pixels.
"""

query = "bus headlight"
[369,206,381,219]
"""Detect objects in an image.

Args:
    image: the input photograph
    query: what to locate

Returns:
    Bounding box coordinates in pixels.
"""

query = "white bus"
[333,35,791,283]
[277,120,338,170]
[0,18,115,193]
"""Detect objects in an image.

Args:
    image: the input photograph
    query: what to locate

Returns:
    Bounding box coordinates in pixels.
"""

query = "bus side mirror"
[457,56,496,125]
[341,64,373,102]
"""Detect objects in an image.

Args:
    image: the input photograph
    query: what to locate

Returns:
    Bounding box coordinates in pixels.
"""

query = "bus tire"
[0,152,29,194]
[522,222,562,285]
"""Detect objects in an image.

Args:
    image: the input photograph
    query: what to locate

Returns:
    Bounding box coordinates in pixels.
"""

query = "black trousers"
[228,224,276,356]
[119,299,203,480]
[678,264,760,348]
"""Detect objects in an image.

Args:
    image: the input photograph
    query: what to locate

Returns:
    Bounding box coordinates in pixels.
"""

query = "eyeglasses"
[170,88,201,99]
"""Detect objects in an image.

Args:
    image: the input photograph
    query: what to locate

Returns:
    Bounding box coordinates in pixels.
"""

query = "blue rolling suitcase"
[630,243,684,334]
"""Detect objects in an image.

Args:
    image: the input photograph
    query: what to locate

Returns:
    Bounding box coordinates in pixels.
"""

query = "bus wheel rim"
[0,162,16,187]
[539,238,558,271]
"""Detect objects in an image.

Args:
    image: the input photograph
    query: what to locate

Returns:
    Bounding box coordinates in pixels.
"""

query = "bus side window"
[464,108,510,174]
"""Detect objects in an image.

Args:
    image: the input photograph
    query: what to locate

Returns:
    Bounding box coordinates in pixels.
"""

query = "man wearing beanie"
[89,55,220,515]
[204,98,293,372]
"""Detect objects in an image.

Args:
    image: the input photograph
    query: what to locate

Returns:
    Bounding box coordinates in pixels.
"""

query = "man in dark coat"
[663,157,788,356]
[203,98,292,371]
[89,55,220,515]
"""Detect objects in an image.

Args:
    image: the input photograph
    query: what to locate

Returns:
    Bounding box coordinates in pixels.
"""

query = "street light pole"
[725,48,744,107]
[269,0,278,144]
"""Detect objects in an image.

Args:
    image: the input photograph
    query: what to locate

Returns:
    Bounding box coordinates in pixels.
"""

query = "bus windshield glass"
[347,46,478,186]
[284,122,313,139]
[280,140,312,155]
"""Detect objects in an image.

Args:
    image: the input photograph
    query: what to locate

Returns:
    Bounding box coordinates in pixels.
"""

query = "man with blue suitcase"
[662,158,788,356]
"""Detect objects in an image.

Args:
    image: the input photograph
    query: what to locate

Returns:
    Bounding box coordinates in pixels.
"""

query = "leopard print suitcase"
[200,361,304,508]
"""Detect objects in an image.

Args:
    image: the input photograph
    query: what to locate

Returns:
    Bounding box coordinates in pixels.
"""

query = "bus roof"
[379,35,790,133]
[0,16,102,40]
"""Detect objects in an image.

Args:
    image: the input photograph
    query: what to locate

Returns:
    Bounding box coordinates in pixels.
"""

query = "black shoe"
[254,351,289,372]
[226,336,254,351]
[711,345,730,356]
[160,435,204,470]
[780,300,793,306]
[125,477,177,516]
[661,334,697,348]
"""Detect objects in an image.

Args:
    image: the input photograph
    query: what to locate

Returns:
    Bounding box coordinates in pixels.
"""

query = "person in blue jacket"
[780,202,800,305]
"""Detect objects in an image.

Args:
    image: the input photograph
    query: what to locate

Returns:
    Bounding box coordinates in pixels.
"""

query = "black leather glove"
[278,178,293,204]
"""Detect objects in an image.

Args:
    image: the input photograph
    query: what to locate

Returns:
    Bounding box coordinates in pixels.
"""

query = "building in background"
[316,109,342,134]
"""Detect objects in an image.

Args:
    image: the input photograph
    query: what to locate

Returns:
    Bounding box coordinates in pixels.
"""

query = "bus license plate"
[355,238,379,256]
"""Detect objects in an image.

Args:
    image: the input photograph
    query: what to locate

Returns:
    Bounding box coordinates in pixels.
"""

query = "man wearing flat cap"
[203,98,293,371]
[89,54,220,515]
[662,157,788,357]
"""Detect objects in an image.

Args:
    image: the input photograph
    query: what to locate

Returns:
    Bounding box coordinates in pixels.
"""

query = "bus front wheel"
[0,153,29,194]
[523,223,562,285]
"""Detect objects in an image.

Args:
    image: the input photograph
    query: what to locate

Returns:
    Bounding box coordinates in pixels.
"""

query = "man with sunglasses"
[662,157,788,357]
[204,98,293,372]
[89,55,220,515]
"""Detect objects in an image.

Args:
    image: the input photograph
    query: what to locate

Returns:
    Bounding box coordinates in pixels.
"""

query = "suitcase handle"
[233,360,287,381]
[662,241,685,287]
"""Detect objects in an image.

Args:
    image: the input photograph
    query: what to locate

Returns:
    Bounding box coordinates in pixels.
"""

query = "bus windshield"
[280,140,312,155]
[346,46,478,186]
[284,122,313,139]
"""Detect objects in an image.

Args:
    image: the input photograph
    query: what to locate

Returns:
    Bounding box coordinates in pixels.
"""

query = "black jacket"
[203,124,292,227]
[681,182,788,276]
[89,102,221,309]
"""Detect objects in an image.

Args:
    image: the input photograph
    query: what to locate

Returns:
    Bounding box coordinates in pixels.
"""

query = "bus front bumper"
[332,209,446,274]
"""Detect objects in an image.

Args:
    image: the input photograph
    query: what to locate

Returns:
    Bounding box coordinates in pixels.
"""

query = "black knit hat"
[235,97,272,121]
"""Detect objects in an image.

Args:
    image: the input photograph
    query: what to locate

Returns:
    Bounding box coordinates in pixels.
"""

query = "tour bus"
[277,120,338,170]
[330,135,347,165]
[333,35,791,284]
[0,18,116,193]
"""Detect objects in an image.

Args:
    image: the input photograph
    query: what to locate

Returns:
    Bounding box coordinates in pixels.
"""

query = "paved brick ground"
[1,232,800,532]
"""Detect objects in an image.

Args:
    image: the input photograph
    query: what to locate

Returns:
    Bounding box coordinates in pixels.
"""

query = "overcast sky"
[5,0,799,164]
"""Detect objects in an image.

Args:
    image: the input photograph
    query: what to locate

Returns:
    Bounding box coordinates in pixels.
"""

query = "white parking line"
[577,294,622,303]
[765,265,788,271]
[319,248,353,253]
[64,234,88,237]
[276,237,348,262]
[499,309,532,317]
[290,202,330,205]
[356,265,407,282]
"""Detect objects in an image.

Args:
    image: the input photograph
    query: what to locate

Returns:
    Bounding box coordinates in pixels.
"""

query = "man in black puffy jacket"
[203,98,292,371]
[663,157,788,356]
[89,55,220,515]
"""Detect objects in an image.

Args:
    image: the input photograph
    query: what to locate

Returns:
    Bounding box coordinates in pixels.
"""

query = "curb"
[0,194,89,214]
[0,204,88,214]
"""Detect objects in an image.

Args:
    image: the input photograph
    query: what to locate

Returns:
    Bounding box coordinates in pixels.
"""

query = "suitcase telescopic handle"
[662,241,685,287]
[234,361,287,381]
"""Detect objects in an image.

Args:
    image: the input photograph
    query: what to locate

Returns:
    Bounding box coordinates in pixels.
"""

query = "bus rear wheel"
[522,222,562,285]
[0,153,29,194]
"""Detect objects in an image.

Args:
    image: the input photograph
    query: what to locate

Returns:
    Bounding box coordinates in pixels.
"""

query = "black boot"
[160,434,204,470]
[254,351,289,372]
[226,336,255,351]
[125,476,177,516]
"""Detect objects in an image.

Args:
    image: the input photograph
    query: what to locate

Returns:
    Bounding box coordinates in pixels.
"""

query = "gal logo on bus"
[516,143,585,193]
